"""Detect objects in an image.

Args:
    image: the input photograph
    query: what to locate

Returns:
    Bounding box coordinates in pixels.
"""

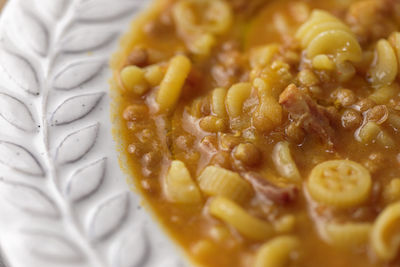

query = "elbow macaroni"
[254,236,299,267]
[371,201,400,261]
[321,222,372,249]
[272,141,301,182]
[357,122,395,148]
[369,39,398,87]
[209,196,274,240]
[307,160,371,208]
[164,160,202,204]
[157,55,191,112]
[211,87,228,118]
[226,82,252,118]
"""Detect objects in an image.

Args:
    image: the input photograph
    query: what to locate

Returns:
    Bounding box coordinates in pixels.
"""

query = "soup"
[111,0,400,266]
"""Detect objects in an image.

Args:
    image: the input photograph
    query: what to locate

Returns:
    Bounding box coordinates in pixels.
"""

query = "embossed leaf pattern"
[10,9,49,56]
[0,179,59,218]
[113,231,149,267]
[51,92,104,125]
[65,158,106,202]
[53,60,104,90]
[77,0,140,22]
[61,28,117,53]
[20,230,83,262]
[0,0,183,267]
[88,192,130,242]
[36,0,67,19]
[56,123,99,164]
[0,141,44,176]
[0,50,39,95]
[0,93,36,132]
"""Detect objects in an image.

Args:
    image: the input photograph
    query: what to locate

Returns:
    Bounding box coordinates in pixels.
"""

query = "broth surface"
[111,0,400,266]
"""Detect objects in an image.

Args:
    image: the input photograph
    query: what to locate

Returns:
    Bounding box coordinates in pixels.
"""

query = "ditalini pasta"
[112,0,400,266]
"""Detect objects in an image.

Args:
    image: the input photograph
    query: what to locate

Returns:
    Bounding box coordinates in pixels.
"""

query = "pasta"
[368,84,399,104]
[172,0,232,55]
[191,239,218,259]
[307,160,371,208]
[296,10,362,64]
[120,65,149,95]
[357,121,395,148]
[252,79,283,132]
[249,44,279,68]
[321,222,372,249]
[199,115,227,132]
[143,64,164,87]
[371,201,400,261]
[369,39,398,87]
[197,166,253,203]
[114,0,400,266]
[272,141,301,182]
[389,32,400,71]
[311,54,335,70]
[211,87,228,118]
[157,55,191,112]
[209,196,274,240]
[253,236,299,267]
[357,121,381,143]
[163,160,202,204]
[382,178,400,203]
[226,82,252,118]
[273,215,296,234]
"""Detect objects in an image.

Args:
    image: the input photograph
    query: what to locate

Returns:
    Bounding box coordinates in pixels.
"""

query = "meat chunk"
[279,84,336,147]
[241,172,298,205]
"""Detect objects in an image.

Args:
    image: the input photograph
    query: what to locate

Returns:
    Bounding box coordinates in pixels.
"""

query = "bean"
[341,109,362,129]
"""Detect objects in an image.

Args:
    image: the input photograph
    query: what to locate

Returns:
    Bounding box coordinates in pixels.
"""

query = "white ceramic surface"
[0,0,186,266]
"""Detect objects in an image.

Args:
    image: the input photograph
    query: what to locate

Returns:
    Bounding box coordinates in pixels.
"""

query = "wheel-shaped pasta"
[371,201,400,261]
[163,160,202,204]
[226,82,252,118]
[272,141,301,182]
[296,10,361,64]
[208,196,274,240]
[253,235,299,267]
[321,222,372,249]
[307,160,371,208]
[157,55,191,112]
[369,39,398,87]
[197,166,253,203]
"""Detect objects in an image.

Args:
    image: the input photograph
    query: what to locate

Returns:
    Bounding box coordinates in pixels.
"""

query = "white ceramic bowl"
[0,0,186,266]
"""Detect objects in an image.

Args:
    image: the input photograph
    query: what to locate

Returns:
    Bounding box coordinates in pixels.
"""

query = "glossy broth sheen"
[111,0,400,266]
